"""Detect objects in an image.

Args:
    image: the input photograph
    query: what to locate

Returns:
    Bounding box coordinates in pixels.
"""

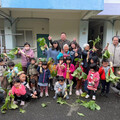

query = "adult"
[43,40,60,64]
[18,42,34,73]
[82,44,90,73]
[104,36,120,75]
[57,44,70,60]
[69,41,82,65]
[48,32,70,50]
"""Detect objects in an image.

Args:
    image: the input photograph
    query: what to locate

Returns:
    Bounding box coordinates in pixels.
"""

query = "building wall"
[49,19,79,42]
[0,19,4,29]
[113,20,120,36]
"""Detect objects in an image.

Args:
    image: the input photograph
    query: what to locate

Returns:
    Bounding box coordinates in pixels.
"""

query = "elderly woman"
[57,44,70,60]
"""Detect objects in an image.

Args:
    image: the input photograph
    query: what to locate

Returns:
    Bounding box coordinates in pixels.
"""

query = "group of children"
[0,53,114,106]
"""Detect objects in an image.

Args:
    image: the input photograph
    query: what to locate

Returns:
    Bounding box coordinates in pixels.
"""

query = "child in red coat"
[99,59,114,97]
[85,63,100,100]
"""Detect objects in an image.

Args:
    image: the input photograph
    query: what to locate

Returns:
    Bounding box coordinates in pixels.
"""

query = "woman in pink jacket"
[63,56,75,95]
[18,42,34,73]
[85,63,100,100]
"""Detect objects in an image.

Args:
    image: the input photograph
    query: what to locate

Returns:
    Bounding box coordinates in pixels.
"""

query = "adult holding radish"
[18,42,34,73]
[43,41,60,65]
[69,41,82,65]
[103,36,120,75]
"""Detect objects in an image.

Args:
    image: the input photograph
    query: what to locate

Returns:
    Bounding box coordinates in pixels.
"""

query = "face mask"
[25,47,30,51]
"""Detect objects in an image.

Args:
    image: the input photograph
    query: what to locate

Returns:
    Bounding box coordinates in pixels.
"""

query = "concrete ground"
[0,88,120,120]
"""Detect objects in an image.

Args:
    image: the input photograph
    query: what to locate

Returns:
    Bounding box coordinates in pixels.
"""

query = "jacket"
[27,64,38,75]
[87,71,100,91]
[57,51,70,60]
[56,63,65,76]
[98,66,114,80]
[63,63,75,80]
[108,43,120,67]
[18,48,34,67]
[54,81,66,93]
[70,47,82,64]
[11,84,26,96]
[43,48,60,64]
[37,67,50,83]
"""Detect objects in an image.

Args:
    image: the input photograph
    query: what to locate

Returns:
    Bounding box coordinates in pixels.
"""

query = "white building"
[0,0,120,57]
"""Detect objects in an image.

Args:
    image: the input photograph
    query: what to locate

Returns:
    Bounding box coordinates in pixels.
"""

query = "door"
[37,34,49,58]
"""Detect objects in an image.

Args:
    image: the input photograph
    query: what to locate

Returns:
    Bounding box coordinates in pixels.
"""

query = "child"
[9,77,26,106]
[0,80,5,103]
[53,76,69,99]
[98,59,114,97]
[0,58,7,89]
[7,62,19,86]
[27,58,38,82]
[47,58,57,90]
[85,63,100,100]
[18,71,38,99]
[63,56,75,95]
[56,57,65,77]
[37,61,50,97]
[38,59,43,74]
[75,61,84,96]
[29,79,40,98]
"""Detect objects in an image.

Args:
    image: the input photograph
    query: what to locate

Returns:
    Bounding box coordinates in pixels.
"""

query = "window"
[16,30,33,47]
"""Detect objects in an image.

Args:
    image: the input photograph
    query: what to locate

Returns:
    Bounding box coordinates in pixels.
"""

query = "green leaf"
[15,63,22,72]
[76,99,81,103]
[9,47,18,55]
[57,97,67,105]
[81,92,87,97]
[19,108,26,113]
[3,71,9,77]
[7,54,15,59]
[10,102,18,109]
[102,50,111,59]
[95,104,101,110]
[41,103,47,108]
[77,112,85,117]
[37,37,47,51]
[89,36,101,47]
[80,100,100,111]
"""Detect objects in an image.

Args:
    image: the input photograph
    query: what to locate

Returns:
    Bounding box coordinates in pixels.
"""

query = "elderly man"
[48,32,70,50]
[104,36,120,75]
[57,44,70,60]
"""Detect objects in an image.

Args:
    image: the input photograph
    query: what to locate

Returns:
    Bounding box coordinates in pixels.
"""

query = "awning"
[0,0,104,10]
[98,3,120,15]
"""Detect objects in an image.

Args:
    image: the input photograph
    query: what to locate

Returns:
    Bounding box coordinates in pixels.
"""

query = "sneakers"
[13,101,18,104]
[79,89,83,95]
[92,95,96,100]
[66,95,69,100]
[85,94,90,99]
[53,94,57,99]
[76,90,80,96]
[20,101,25,106]
[69,91,72,95]
[45,92,49,97]
[40,92,43,97]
